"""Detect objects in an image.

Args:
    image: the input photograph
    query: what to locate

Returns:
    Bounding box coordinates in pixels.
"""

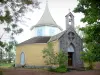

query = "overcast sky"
[1,0,85,43]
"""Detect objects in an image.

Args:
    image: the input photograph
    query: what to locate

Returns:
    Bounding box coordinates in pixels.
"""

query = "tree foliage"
[42,42,57,65]
[0,0,40,41]
[81,49,94,69]
[57,50,67,67]
[74,0,100,24]
[42,42,68,72]
[0,0,40,62]
[74,0,100,61]
[42,42,67,67]
[0,0,40,24]
[0,0,40,45]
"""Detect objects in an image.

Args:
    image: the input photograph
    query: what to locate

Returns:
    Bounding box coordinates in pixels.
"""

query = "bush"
[48,65,68,73]
[42,43,68,73]
[12,64,15,67]
[0,71,3,75]
[22,64,26,68]
[48,67,55,72]
[85,64,94,70]
[55,65,67,73]
[0,59,8,63]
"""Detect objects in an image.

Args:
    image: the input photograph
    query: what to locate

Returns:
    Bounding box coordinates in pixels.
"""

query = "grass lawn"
[0,63,13,68]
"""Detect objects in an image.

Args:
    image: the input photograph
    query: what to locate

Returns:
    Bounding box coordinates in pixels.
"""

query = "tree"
[42,42,57,65]
[57,50,67,67]
[42,42,68,72]
[0,0,40,42]
[0,0,40,62]
[0,0,40,24]
[81,49,95,70]
[42,42,67,67]
[0,41,6,60]
[74,0,100,61]
[4,41,16,63]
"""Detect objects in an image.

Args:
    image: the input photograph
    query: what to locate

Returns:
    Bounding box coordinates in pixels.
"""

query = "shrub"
[55,65,67,73]
[21,64,26,68]
[48,67,55,72]
[81,50,94,70]
[42,42,68,72]
[42,42,57,66]
[48,65,68,73]
[0,59,8,63]
[12,64,15,67]
[56,50,67,67]
[0,71,3,75]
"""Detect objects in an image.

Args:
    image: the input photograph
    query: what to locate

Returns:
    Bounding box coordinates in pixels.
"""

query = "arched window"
[67,44,74,52]
[20,52,25,65]
[68,15,72,25]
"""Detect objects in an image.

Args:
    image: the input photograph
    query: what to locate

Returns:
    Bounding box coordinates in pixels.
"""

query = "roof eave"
[30,24,63,31]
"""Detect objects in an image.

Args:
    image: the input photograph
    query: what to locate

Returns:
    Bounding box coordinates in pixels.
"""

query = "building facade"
[15,2,83,68]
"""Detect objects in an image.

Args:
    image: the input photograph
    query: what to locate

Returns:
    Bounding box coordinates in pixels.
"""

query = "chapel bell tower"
[65,12,74,30]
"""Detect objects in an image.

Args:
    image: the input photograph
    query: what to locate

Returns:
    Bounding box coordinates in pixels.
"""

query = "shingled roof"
[17,36,51,46]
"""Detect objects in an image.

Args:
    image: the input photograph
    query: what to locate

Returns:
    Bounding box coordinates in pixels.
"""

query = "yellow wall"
[15,40,59,66]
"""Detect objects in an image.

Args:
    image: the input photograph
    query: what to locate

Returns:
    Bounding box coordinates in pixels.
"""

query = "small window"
[20,52,25,65]
[49,27,55,36]
[37,28,43,36]
[68,15,72,25]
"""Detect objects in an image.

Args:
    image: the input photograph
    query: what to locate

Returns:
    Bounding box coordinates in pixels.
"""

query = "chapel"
[15,2,83,68]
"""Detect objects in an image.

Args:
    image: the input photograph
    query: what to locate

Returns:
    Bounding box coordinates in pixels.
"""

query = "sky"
[0,0,85,43]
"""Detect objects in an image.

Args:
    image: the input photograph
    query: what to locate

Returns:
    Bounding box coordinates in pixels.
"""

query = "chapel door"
[67,44,74,66]
[68,52,73,66]
[20,52,25,65]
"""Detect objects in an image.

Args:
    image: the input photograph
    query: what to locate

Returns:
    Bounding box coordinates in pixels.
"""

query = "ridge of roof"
[65,12,74,17]
[49,26,82,42]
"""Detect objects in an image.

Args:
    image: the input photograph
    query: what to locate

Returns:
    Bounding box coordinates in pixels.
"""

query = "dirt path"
[1,62,100,75]
[2,68,100,75]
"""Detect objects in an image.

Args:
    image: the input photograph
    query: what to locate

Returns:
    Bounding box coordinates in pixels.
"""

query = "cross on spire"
[69,9,70,13]
[46,0,48,4]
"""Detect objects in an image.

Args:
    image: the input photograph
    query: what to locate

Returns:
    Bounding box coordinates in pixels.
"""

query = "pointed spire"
[36,1,57,25]
[31,0,62,30]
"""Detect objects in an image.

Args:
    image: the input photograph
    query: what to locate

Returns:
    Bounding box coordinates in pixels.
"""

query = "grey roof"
[49,31,65,42]
[65,12,74,17]
[49,26,83,42]
[30,3,63,31]
[17,36,51,46]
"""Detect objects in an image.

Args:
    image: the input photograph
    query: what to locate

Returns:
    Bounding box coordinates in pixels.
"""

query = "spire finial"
[46,0,48,4]
[69,9,70,13]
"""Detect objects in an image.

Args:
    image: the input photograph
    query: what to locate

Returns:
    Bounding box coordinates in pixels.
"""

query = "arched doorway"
[20,52,25,65]
[67,44,74,66]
